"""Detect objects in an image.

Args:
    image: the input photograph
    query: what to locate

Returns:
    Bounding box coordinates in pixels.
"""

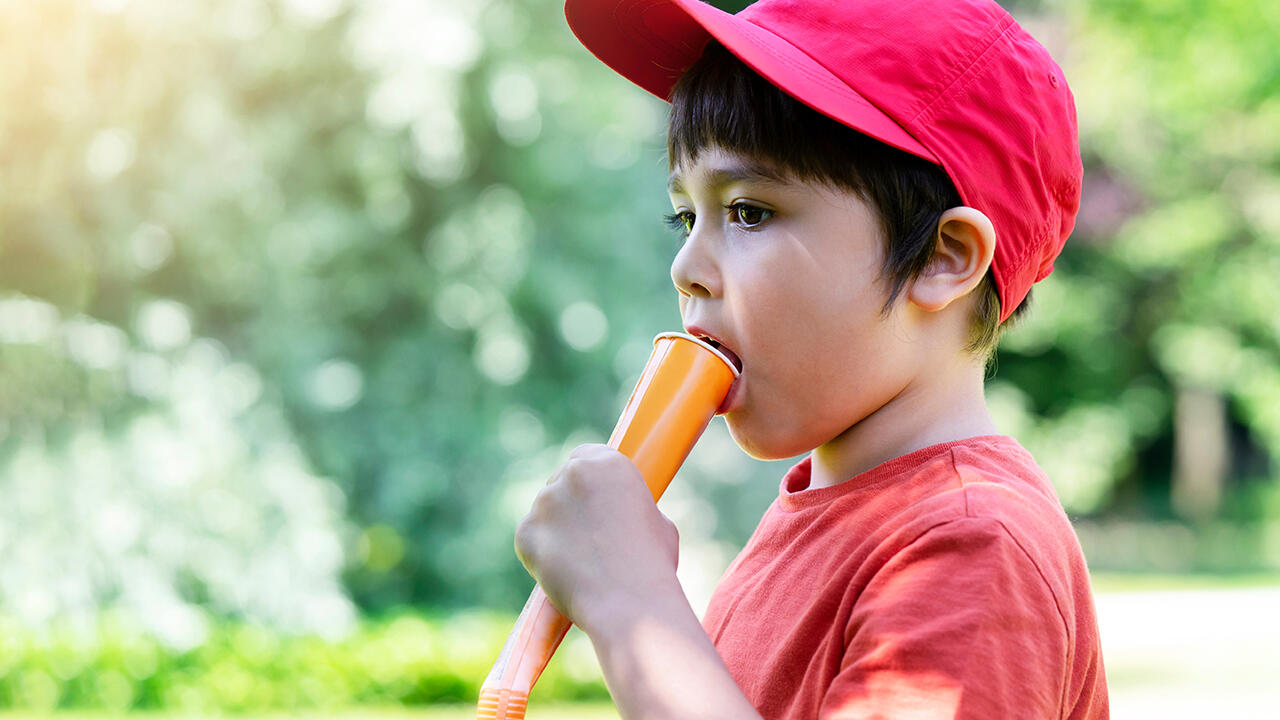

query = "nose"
[670,230,720,299]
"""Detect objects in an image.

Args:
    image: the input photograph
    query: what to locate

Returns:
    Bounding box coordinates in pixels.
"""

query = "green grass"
[1089,570,1280,592]
[0,705,620,720]
[7,576,1280,719]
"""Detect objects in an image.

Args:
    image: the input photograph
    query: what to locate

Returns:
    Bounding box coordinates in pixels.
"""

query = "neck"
[808,356,997,489]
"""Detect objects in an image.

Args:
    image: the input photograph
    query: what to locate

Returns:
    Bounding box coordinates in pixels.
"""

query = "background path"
[1099,584,1280,719]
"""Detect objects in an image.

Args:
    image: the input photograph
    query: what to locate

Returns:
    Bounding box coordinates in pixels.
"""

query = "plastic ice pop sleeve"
[476,332,739,720]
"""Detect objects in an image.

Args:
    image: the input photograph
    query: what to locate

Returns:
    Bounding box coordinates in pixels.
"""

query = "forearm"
[580,579,763,720]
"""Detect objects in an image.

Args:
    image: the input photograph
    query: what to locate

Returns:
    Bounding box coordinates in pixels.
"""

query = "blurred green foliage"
[1,0,1278,669]
[993,0,1280,521]
[0,0,691,623]
[0,611,605,713]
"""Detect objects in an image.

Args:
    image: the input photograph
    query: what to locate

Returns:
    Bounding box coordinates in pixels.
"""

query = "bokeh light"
[1,0,1278,717]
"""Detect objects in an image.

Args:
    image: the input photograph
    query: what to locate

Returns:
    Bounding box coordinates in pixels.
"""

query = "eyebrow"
[667,158,789,195]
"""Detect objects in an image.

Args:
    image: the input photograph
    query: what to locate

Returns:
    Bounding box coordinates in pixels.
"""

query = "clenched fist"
[514,443,681,635]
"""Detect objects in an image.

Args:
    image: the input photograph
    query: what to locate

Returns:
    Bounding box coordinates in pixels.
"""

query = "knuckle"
[513,522,530,557]
[561,459,590,490]
[514,517,539,563]
[529,486,558,521]
[569,442,608,459]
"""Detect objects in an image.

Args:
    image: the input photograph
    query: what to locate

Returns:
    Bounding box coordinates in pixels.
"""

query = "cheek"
[728,367,836,459]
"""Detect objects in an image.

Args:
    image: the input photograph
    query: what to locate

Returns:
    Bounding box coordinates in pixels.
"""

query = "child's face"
[667,146,921,460]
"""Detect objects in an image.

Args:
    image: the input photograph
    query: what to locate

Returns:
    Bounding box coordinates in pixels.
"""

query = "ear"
[908,206,996,313]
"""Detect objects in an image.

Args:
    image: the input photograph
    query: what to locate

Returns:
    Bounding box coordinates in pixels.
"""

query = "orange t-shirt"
[702,436,1108,719]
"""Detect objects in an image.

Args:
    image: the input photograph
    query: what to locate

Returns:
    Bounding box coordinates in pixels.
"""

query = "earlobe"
[908,207,996,313]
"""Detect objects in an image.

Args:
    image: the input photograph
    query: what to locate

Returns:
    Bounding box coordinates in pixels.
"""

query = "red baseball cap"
[564,0,1082,323]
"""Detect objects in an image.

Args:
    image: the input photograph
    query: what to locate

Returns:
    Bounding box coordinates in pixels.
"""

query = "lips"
[703,338,742,374]
[684,326,744,374]
[683,325,743,414]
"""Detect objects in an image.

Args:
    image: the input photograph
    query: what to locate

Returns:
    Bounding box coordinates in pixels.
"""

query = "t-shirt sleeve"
[819,517,1068,720]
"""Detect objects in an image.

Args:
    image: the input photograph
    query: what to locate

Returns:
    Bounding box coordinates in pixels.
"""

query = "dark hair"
[666,42,1028,357]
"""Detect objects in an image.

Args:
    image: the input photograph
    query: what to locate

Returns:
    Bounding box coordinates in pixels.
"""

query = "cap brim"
[565,0,938,163]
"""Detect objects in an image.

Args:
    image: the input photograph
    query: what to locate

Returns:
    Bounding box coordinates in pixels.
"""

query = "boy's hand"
[514,443,681,633]
[516,444,761,720]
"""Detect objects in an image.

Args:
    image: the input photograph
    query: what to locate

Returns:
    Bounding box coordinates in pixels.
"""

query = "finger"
[660,512,680,543]
[544,465,563,485]
[659,512,681,566]
[568,443,611,460]
[513,516,537,571]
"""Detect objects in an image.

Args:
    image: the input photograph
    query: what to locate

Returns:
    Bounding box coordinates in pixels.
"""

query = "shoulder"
[946,438,1085,588]
[890,436,1078,554]
[842,439,1107,715]
[871,436,1095,638]
[837,516,1082,719]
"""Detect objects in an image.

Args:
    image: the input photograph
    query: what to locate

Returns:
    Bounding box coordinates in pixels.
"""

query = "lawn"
[2,707,620,720]
[5,575,1278,720]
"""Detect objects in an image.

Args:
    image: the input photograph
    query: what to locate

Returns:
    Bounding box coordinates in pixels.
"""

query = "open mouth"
[695,335,743,374]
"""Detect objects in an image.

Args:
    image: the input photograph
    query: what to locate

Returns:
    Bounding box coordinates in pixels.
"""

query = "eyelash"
[664,211,695,235]
[663,203,773,236]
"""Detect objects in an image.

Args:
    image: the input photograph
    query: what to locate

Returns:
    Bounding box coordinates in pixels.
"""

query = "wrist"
[576,569,686,643]
[577,574,763,720]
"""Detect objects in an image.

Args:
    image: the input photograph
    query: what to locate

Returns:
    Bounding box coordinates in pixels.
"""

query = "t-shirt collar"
[777,435,1018,512]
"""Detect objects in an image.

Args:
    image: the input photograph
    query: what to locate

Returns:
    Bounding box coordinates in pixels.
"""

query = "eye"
[727,203,772,228]
[664,210,695,236]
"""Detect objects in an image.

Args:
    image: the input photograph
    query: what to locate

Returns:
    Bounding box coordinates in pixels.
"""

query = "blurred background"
[1,0,1277,717]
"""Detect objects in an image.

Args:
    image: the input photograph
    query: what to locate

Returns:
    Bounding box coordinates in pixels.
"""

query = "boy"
[514,0,1108,717]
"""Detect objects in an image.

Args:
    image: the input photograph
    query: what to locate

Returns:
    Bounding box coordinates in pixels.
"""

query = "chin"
[726,416,815,461]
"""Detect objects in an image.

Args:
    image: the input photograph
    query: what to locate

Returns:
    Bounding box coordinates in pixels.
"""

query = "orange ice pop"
[477,332,739,720]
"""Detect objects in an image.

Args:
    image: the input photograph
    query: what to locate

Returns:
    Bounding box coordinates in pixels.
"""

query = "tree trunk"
[1171,386,1228,521]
